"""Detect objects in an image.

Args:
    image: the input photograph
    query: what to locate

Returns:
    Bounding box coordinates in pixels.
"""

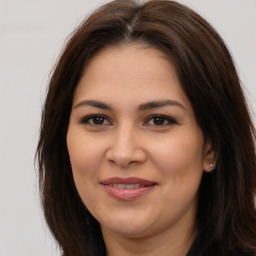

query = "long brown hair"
[36,0,256,255]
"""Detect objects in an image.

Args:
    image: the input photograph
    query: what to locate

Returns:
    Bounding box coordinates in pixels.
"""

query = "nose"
[105,125,146,168]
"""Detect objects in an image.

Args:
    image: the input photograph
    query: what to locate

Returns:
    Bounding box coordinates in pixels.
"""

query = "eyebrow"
[74,99,186,111]
[74,100,113,110]
[138,100,186,111]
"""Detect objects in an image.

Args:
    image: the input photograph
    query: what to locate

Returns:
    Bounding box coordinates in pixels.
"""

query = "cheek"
[67,131,104,174]
[149,131,204,183]
[149,133,204,216]
[67,132,105,210]
[66,130,106,202]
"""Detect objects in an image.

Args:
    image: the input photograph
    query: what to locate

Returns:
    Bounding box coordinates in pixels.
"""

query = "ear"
[203,140,217,173]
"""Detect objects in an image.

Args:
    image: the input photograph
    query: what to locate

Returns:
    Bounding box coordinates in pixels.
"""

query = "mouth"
[108,184,149,189]
[100,177,157,201]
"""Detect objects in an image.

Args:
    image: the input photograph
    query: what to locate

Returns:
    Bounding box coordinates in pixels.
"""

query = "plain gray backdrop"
[0,0,255,255]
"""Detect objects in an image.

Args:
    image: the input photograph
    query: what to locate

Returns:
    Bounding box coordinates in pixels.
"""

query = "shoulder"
[226,249,256,256]
[187,231,256,256]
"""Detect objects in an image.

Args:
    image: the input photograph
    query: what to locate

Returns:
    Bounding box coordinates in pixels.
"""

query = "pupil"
[153,117,164,125]
[93,116,104,125]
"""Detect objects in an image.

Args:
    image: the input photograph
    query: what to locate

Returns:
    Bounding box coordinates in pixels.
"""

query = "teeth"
[126,184,136,189]
[111,184,144,189]
[114,184,125,189]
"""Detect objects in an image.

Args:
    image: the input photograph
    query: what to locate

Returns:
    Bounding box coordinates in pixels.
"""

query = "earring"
[210,163,214,169]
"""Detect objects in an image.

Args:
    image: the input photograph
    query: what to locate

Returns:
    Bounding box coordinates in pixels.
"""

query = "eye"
[79,115,111,126]
[144,115,177,126]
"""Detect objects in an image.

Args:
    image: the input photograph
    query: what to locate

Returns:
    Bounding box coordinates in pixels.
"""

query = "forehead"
[81,44,173,82]
[73,45,190,109]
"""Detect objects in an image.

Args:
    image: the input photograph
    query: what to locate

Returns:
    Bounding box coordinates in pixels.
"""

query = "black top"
[186,228,255,256]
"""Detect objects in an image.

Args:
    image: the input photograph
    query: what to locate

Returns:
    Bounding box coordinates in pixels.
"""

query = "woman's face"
[67,45,214,240]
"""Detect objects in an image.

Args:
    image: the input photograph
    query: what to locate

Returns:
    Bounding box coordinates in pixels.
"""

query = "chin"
[99,212,155,238]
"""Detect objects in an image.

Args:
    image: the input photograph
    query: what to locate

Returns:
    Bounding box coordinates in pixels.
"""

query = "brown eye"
[145,115,177,126]
[152,116,165,125]
[92,116,105,125]
[80,115,111,126]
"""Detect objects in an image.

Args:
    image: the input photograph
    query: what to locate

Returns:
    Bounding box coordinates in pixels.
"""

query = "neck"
[102,217,197,256]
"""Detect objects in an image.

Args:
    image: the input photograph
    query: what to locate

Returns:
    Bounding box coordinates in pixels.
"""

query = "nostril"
[108,159,116,165]
[105,141,147,167]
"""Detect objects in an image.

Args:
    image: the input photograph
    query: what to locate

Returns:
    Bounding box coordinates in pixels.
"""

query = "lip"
[100,177,157,201]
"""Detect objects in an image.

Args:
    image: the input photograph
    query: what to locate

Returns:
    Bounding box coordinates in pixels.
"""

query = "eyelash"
[145,114,177,126]
[79,114,177,127]
[79,115,111,126]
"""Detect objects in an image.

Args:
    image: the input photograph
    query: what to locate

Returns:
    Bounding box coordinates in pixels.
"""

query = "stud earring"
[210,163,214,169]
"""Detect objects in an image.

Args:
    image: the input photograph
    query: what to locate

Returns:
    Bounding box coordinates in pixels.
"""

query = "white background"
[0,1,255,255]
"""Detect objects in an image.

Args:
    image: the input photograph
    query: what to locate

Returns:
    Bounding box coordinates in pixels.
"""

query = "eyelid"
[79,114,112,125]
[144,114,178,126]
[78,114,177,127]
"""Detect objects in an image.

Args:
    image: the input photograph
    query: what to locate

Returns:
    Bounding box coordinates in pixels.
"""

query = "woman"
[36,0,256,255]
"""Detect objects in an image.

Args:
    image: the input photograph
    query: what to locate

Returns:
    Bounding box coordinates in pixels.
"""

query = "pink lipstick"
[101,177,156,201]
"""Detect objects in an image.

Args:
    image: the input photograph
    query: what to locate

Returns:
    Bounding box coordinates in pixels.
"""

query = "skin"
[67,45,215,256]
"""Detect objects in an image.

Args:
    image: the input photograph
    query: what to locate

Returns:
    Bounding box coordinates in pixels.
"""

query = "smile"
[109,184,148,189]
[101,177,156,201]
